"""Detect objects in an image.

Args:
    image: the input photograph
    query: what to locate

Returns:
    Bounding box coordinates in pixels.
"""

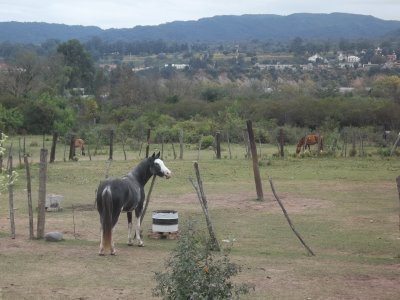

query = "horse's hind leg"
[127,211,134,246]
[99,228,105,256]
[110,227,116,255]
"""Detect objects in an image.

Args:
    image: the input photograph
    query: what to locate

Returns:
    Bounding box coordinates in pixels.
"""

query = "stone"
[44,231,64,242]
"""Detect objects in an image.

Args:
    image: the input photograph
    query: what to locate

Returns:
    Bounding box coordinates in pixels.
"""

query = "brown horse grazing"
[74,138,85,156]
[296,134,323,154]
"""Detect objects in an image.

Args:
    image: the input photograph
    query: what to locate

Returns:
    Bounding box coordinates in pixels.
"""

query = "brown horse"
[296,134,323,154]
[74,138,85,156]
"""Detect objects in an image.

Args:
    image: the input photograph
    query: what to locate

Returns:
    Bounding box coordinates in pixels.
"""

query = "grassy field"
[0,137,399,299]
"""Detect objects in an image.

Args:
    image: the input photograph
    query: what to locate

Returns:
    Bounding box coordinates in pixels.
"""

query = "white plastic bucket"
[152,210,178,233]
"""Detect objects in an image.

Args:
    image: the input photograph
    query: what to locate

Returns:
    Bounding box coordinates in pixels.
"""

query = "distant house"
[165,64,189,70]
[347,55,360,63]
[362,62,380,69]
[338,87,354,94]
[308,54,327,63]
[337,52,360,63]
[98,64,117,71]
[255,63,295,71]
[387,52,397,62]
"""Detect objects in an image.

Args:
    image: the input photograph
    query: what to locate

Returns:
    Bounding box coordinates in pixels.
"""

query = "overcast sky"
[1,0,399,29]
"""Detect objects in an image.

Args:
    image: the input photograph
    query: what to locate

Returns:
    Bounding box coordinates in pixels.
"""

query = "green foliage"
[153,221,253,300]
[173,117,217,144]
[21,94,76,135]
[57,39,95,91]
[201,135,214,149]
[201,86,226,102]
[0,104,23,132]
[0,133,18,193]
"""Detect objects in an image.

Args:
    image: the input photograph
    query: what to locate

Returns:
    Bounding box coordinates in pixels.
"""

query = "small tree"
[0,133,18,193]
[153,221,253,300]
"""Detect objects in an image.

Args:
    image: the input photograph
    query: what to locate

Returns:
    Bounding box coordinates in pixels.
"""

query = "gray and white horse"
[96,152,171,255]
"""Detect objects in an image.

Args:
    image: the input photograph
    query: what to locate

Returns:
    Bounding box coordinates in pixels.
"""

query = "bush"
[201,135,214,149]
[153,221,253,299]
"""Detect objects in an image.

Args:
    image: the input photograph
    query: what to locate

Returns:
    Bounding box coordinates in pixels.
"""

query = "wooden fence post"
[179,129,184,160]
[0,130,3,173]
[145,128,151,158]
[317,133,322,156]
[197,135,203,161]
[215,131,221,159]
[279,128,285,158]
[396,176,400,234]
[24,155,34,239]
[246,120,264,201]
[109,129,114,160]
[50,131,58,163]
[242,129,251,159]
[69,134,76,160]
[226,131,232,159]
[18,138,22,168]
[171,143,177,160]
[37,148,48,239]
[8,156,16,239]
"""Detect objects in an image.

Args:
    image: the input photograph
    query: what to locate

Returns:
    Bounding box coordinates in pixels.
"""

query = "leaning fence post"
[269,177,315,256]
[189,162,220,251]
[37,148,48,239]
[390,132,400,156]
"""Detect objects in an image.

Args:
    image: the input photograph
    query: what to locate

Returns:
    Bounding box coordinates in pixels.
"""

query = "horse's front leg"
[127,211,134,246]
[135,214,144,247]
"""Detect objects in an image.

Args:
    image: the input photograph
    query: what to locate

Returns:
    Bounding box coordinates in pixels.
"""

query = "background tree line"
[0,38,400,145]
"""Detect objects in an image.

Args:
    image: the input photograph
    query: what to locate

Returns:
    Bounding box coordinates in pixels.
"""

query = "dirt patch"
[161,191,333,214]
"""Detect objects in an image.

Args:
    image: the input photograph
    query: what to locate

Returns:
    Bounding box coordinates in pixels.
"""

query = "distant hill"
[1,13,400,44]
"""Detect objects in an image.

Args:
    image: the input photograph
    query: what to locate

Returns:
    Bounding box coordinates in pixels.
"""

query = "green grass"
[1,138,400,299]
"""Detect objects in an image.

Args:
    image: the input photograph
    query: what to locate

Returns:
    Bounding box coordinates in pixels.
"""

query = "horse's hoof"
[138,242,144,247]
[98,252,105,256]
[111,252,116,255]
[127,241,134,246]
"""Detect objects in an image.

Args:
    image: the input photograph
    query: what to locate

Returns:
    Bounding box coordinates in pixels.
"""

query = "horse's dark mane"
[129,158,153,186]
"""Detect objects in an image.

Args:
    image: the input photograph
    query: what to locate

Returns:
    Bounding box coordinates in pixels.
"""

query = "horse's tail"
[100,185,113,252]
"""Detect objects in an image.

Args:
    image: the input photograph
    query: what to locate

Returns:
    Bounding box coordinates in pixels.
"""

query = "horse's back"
[96,177,141,212]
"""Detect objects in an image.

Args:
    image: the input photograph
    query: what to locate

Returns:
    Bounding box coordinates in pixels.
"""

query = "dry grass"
[1,142,400,299]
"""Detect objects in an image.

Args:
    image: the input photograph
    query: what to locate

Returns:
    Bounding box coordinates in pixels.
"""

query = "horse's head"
[149,152,172,179]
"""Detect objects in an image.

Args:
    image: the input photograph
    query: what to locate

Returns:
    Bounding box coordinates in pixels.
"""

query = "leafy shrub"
[201,135,214,149]
[153,221,254,300]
